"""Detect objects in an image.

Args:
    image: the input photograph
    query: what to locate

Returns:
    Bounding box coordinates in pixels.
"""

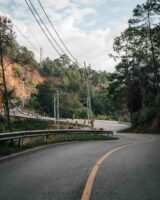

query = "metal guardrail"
[0,129,113,143]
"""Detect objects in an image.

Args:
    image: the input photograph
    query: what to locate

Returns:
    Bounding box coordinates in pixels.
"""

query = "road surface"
[0,121,159,200]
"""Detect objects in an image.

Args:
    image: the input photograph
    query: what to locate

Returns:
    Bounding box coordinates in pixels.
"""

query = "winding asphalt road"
[0,121,160,200]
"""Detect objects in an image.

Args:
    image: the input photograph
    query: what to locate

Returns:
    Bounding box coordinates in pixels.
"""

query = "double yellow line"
[81,137,155,200]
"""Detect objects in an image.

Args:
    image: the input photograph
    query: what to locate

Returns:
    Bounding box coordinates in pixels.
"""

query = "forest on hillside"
[0,0,160,132]
[109,0,160,132]
[0,16,116,123]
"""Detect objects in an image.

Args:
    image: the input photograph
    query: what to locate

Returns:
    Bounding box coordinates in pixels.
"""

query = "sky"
[0,0,147,72]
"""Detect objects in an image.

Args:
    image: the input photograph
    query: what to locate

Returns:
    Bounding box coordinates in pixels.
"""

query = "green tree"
[33,81,57,116]
[110,0,160,129]
[0,15,15,131]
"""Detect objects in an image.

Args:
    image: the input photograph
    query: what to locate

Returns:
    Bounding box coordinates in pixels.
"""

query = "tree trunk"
[147,12,160,96]
[0,30,11,131]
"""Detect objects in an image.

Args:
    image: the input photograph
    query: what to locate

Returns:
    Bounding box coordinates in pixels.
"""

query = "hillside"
[3,58,46,97]
[0,51,114,120]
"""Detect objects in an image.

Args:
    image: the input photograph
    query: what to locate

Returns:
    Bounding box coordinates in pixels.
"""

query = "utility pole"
[57,91,59,123]
[54,95,56,123]
[84,62,93,127]
[0,28,11,131]
[86,97,90,126]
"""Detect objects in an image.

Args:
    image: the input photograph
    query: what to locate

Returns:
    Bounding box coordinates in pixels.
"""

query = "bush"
[0,115,6,132]
[133,103,160,132]
[96,115,112,120]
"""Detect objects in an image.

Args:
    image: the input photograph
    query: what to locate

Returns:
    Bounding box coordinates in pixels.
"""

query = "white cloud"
[0,0,130,72]
[47,0,71,9]
[74,0,105,6]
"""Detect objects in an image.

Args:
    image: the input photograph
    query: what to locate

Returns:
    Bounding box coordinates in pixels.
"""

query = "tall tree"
[110,0,160,125]
[0,16,15,131]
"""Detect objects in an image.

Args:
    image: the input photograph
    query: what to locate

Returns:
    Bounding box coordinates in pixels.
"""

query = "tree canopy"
[109,0,160,131]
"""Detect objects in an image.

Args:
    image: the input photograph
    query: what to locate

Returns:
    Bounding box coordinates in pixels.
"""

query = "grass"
[0,134,117,156]
[0,115,86,133]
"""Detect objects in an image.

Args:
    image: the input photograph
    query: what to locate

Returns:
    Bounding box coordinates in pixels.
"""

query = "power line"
[77,44,101,58]
[0,8,40,54]
[5,0,115,70]
[14,24,40,54]
[15,0,83,68]
[0,8,44,66]
[1,9,80,76]
[9,0,57,63]
[76,34,117,60]
[93,58,108,66]
[10,0,41,50]
[11,0,60,62]
[0,4,47,64]
[34,0,83,68]
[37,0,78,64]
[24,0,61,56]
[85,50,107,62]
[28,0,67,56]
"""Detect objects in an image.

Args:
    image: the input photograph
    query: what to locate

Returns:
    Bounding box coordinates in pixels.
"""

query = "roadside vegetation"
[0,0,159,133]
[0,115,85,133]
[109,0,160,133]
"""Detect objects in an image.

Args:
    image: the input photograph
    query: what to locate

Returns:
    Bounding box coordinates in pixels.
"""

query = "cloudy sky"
[0,0,146,72]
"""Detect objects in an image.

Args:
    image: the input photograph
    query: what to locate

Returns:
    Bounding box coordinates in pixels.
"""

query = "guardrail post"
[99,132,101,140]
[65,133,68,141]
[84,133,86,140]
[10,139,14,146]
[18,137,23,147]
[18,138,20,147]
[44,135,48,143]
[111,131,114,137]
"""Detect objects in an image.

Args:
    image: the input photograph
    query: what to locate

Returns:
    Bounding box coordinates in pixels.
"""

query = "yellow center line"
[81,137,155,200]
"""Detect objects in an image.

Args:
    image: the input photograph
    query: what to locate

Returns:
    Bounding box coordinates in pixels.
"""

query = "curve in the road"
[81,137,155,200]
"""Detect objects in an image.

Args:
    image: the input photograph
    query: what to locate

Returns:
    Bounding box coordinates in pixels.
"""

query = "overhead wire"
[7,0,84,69]
[77,44,102,58]
[13,0,117,71]
[24,0,61,56]
[13,24,40,54]
[3,0,107,70]
[28,0,85,71]
[9,0,53,62]
[28,0,68,57]
[0,7,77,74]
[0,8,40,54]
[37,0,79,64]
[85,50,107,62]
[0,8,43,66]
[0,3,87,110]
[93,58,108,66]
[10,0,41,51]
[26,0,84,70]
